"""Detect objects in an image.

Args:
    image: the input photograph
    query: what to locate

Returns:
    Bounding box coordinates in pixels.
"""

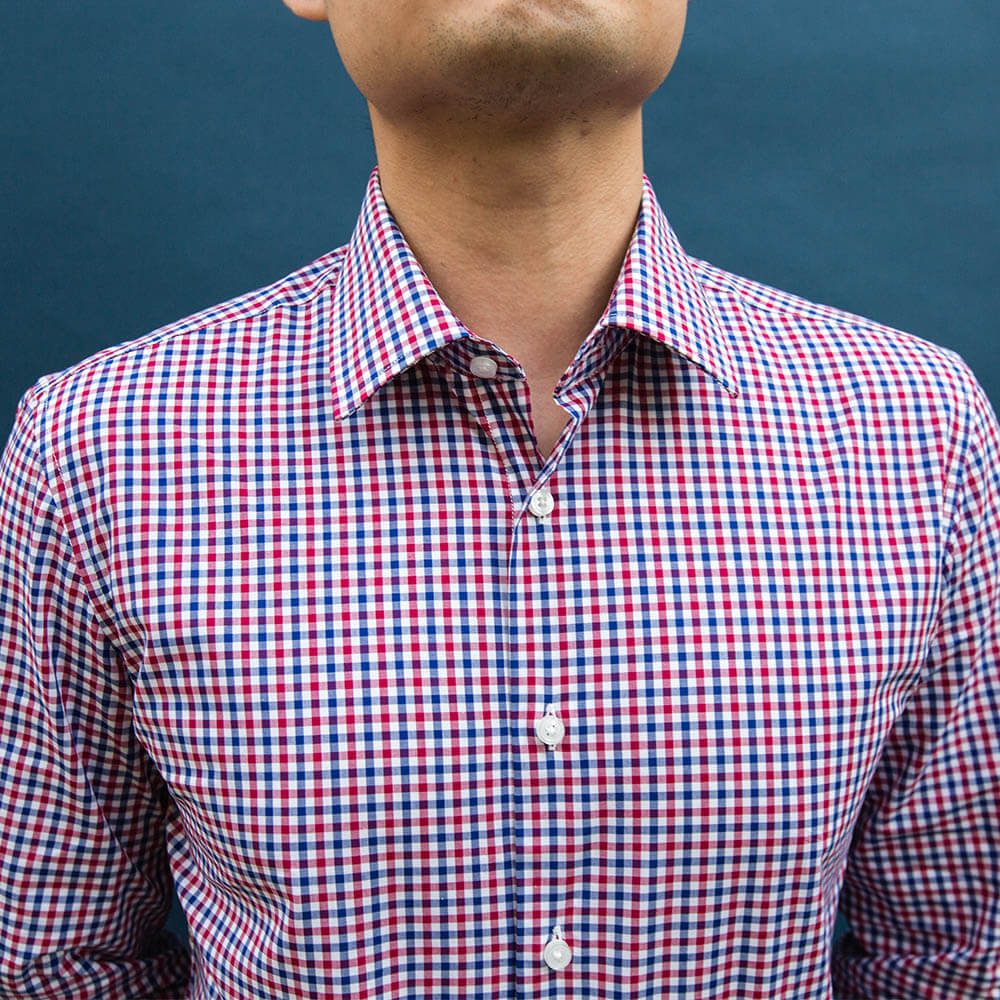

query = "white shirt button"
[543,926,572,971]
[535,706,565,749]
[528,487,554,518]
[469,355,498,378]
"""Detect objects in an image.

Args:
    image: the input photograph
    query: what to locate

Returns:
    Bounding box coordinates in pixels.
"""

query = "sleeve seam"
[10,384,171,902]
[17,383,142,670]
[937,359,986,591]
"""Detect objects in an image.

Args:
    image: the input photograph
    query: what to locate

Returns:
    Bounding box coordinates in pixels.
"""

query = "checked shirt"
[2,168,999,999]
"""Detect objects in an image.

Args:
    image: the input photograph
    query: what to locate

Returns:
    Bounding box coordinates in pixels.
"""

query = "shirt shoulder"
[21,246,349,428]
[689,255,986,425]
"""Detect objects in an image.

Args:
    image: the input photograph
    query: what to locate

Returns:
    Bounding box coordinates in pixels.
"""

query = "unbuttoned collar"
[328,167,740,420]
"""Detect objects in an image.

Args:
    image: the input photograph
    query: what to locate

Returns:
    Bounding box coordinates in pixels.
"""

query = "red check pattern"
[1,168,998,999]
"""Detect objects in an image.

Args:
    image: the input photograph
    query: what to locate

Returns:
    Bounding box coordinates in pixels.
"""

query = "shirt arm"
[831,369,1000,999]
[0,388,190,999]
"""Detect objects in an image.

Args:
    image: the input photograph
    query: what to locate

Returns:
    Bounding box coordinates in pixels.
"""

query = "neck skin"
[369,104,645,387]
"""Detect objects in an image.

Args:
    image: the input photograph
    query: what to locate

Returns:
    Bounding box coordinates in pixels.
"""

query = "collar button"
[469,355,499,379]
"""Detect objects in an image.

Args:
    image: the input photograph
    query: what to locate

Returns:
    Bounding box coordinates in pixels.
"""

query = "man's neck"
[369,105,645,383]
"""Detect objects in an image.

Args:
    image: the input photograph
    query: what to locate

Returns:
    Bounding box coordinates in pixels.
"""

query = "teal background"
[4,0,998,961]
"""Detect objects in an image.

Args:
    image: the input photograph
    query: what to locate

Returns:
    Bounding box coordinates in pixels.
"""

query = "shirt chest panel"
[77,345,948,993]
[102,356,938,878]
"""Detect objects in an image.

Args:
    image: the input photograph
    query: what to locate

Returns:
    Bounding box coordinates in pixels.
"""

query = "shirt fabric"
[2,167,999,1000]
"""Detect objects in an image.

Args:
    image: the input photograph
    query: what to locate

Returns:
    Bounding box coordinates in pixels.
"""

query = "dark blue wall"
[3,1,997,439]
[4,0,997,957]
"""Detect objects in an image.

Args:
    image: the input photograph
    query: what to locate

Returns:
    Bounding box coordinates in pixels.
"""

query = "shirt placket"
[429,351,546,490]
[434,330,634,998]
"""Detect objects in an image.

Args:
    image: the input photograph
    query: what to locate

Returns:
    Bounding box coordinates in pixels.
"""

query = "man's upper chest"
[76,331,951,849]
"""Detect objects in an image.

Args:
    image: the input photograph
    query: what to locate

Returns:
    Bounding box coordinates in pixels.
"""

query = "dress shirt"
[1,167,999,1000]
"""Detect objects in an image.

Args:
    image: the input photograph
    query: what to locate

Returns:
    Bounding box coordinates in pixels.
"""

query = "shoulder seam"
[692,260,875,328]
[691,257,967,368]
[14,392,140,663]
[27,252,346,405]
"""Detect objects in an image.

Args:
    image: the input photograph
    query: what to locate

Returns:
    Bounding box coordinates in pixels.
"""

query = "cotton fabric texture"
[1,169,998,999]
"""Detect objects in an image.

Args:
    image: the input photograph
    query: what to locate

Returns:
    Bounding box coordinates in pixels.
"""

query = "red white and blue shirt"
[2,168,999,999]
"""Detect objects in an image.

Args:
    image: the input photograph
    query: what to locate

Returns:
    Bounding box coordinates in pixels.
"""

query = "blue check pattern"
[1,167,998,999]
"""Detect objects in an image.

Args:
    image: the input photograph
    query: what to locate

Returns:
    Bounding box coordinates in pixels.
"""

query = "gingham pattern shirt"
[2,168,999,1000]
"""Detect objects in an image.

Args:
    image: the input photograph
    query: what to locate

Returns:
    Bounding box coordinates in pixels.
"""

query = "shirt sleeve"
[0,388,190,999]
[831,368,1000,999]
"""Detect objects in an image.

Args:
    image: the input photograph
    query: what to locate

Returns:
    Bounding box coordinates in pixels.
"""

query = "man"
[1,1,997,997]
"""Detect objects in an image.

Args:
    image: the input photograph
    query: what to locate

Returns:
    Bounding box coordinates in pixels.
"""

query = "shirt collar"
[328,167,739,420]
